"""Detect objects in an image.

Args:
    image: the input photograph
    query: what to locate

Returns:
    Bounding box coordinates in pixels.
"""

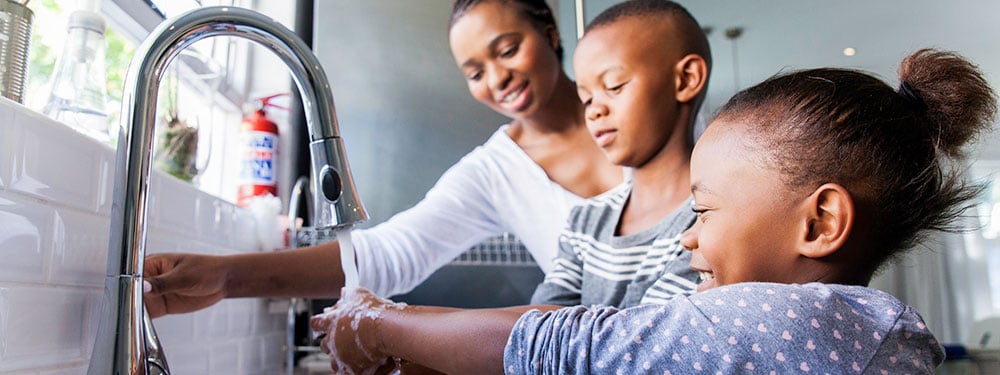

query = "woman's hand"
[310,288,400,375]
[143,253,228,318]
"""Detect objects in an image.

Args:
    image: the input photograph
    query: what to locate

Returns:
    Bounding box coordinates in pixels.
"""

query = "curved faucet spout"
[89,6,367,374]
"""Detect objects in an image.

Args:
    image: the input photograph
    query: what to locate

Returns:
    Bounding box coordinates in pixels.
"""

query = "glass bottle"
[42,8,110,145]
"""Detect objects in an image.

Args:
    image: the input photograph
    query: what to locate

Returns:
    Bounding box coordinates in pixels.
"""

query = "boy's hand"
[310,288,398,374]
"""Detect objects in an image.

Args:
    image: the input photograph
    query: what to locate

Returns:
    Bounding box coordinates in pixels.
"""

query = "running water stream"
[337,227,359,290]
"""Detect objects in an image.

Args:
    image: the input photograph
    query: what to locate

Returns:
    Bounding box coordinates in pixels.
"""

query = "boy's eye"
[608,83,624,93]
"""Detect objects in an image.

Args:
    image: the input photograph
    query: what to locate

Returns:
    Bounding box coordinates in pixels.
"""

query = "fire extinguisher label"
[239,131,278,185]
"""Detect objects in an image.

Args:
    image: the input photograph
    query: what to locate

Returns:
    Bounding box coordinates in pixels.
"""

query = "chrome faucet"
[88,6,368,374]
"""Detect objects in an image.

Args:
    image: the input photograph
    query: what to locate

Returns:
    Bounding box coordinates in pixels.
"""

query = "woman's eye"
[467,71,483,81]
[500,45,519,58]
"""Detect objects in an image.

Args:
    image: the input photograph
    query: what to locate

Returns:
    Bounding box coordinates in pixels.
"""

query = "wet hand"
[310,288,399,375]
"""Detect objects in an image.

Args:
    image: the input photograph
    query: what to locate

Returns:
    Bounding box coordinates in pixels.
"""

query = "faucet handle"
[309,138,368,229]
[143,308,171,374]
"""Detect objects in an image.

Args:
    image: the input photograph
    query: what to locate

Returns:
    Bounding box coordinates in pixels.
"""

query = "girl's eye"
[691,207,709,222]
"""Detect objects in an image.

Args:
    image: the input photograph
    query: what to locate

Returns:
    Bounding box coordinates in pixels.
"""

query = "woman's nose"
[487,65,511,91]
[680,222,699,251]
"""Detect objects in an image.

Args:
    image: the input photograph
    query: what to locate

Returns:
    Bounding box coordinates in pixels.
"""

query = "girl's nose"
[680,222,699,251]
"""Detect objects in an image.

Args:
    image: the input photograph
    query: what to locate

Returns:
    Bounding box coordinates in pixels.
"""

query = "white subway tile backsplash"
[0,100,15,189]
[151,172,200,235]
[0,192,54,284]
[9,109,109,213]
[2,104,286,373]
[233,208,259,251]
[196,302,231,340]
[154,313,196,349]
[228,299,255,336]
[162,345,210,375]
[95,150,115,216]
[209,342,241,374]
[39,364,90,375]
[50,207,110,287]
[0,286,91,372]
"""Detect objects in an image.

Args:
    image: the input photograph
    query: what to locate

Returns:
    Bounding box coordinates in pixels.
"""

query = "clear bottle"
[42,8,110,144]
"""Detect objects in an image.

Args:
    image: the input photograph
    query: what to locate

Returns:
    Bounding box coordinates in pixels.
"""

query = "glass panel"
[147,0,202,19]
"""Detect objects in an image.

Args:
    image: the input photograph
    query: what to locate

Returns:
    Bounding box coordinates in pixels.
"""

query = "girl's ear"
[675,54,708,103]
[799,183,854,258]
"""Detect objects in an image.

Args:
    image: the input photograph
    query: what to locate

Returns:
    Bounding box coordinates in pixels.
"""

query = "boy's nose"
[585,102,608,121]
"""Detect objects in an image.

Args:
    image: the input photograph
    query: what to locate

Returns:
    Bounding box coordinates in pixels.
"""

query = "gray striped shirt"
[531,182,699,308]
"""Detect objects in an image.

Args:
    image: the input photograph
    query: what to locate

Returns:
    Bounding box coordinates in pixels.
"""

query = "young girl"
[311,48,996,374]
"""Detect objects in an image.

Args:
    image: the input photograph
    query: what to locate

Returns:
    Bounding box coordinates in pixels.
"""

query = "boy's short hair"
[586,0,711,70]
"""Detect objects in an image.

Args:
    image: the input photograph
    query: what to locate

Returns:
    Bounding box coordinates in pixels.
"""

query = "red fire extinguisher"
[237,93,288,207]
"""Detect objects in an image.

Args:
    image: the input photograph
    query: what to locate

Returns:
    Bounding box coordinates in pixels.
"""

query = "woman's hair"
[717,49,997,271]
[449,0,563,62]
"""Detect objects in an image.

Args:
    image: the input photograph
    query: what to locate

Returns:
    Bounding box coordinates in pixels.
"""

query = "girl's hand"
[310,288,400,375]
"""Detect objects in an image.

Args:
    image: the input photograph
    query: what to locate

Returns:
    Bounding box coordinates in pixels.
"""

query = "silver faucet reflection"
[88,6,367,374]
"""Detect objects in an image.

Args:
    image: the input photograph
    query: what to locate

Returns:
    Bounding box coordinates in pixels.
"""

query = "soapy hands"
[310,288,400,375]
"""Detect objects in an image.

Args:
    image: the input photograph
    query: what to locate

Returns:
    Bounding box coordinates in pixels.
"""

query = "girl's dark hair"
[718,49,997,272]
[449,0,563,62]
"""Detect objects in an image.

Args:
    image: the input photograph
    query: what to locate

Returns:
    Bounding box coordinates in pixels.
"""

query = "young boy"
[311,0,718,373]
[531,0,711,308]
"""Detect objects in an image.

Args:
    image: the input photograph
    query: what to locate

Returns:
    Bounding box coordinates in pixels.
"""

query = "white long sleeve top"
[353,125,608,298]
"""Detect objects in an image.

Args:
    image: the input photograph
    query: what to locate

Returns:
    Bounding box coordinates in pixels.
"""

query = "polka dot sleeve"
[503,283,944,374]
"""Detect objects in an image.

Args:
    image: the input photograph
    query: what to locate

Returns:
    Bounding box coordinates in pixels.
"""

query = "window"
[25,0,274,204]
[972,162,1000,311]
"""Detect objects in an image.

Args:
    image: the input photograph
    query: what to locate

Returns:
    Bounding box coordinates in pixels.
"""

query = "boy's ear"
[674,54,708,103]
[798,183,854,259]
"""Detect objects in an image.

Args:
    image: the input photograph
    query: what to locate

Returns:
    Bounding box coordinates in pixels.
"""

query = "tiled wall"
[0,99,287,374]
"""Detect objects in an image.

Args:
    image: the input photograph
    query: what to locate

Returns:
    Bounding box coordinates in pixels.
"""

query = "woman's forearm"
[225,241,346,299]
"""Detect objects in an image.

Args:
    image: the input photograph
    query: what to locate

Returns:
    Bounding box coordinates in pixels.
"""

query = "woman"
[143,0,623,316]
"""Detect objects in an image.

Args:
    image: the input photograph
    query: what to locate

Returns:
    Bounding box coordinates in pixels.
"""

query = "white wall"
[0,98,286,374]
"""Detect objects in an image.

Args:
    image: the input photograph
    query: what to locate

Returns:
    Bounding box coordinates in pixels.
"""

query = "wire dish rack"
[450,233,536,266]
